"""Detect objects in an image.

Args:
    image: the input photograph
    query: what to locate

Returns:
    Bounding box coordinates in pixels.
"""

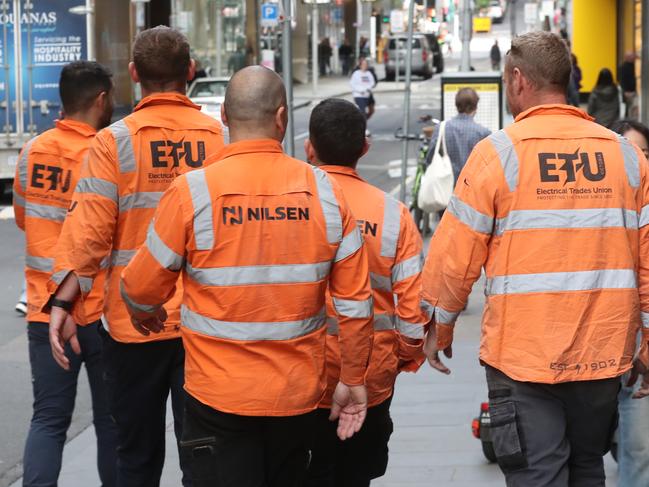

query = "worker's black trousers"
[181,393,317,487]
[485,365,619,487]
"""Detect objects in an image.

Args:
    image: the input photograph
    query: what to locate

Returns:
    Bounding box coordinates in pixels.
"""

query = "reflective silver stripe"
[486,269,637,296]
[119,192,163,212]
[617,134,640,188]
[332,296,373,318]
[435,306,460,325]
[395,317,425,339]
[496,207,639,235]
[78,276,93,293]
[119,279,162,314]
[489,130,518,192]
[381,193,400,258]
[25,202,67,222]
[335,227,363,262]
[182,305,327,341]
[311,166,343,244]
[75,177,118,203]
[111,249,136,267]
[186,169,214,250]
[13,192,25,208]
[51,270,69,284]
[370,272,392,292]
[99,255,110,270]
[26,255,53,272]
[642,311,649,329]
[187,261,331,287]
[447,195,494,234]
[48,269,92,292]
[146,223,184,271]
[392,253,423,284]
[327,313,393,335]
[640,205,649,228]
[420,299,435,320]
[109,119,136,173]
[17,137,36,190]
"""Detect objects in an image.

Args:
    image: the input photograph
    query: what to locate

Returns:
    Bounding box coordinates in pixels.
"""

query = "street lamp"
[303,0,331,95]
[68,0,95,60]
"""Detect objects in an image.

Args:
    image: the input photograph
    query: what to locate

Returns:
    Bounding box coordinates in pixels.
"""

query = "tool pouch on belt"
[488,392,528,472]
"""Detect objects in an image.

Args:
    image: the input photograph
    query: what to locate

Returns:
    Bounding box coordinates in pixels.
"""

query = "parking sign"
[261,3,279,27]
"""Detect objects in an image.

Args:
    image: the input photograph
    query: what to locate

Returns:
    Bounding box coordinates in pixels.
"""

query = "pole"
[641,0,649,125]
[216,0,223,76]
[460,0,471,71]
[398,0,415,203]
[86,0,95,60]
[509,0,517,39]
[355,0,361,62]
[312,2,318,94]
[282,0,294,155]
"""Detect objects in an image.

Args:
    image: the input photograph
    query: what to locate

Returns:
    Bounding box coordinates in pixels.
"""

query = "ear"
[512,67,524,95]
[128,62,140,84]
[304,139,318,164]
[187,59,197,82]
[275,105,287,133]
[220,104,229,128]
[94,91,108,110]
[360,137,370,158]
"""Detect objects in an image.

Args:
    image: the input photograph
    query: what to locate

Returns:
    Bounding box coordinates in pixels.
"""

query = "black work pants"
[485,365,619,487]
[306,397,394,487]
[181,393,316,487]
[99,327,190,487]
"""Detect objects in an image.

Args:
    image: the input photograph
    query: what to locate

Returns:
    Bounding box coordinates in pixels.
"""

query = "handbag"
[417,121,454,213]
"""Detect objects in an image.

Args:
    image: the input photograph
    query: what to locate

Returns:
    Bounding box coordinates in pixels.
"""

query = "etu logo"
[30,164,72,192]
[539,151,606,183]
[150,139,205,168]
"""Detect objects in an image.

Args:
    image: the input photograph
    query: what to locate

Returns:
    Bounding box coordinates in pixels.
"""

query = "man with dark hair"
[305,98,427,487]
[422,30,649,485]
[426,86,490,184]
[47,26,224,487]
[13,60,117,487]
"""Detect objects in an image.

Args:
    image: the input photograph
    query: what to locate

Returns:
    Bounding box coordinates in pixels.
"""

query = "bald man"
[120,66,373,487]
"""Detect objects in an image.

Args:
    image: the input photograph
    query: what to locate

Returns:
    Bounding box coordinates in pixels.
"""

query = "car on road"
[384,34,434,81]
[188,76,229,130]
[424,34,445,74]
[487,0,505,23]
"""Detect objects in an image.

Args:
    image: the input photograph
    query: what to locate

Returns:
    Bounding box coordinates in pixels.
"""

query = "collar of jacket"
[515,103,594,123]
[215,138,284,160]
[54,118,97,137]
[134,92,201,112]
[319,164,363,181]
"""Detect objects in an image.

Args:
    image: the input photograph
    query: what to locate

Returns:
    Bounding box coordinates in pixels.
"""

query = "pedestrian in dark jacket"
[490,40,501,71]
[587,68,620,128]
[619,52,637,117]
[339,39,353,75]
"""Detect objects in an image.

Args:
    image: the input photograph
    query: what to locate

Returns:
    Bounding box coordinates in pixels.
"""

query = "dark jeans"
[306,397,393,487]
[354,97,370,119]
[181,394,316,487]
[99,327,190,487]
[23,321,118,487]
[485,365,619,487]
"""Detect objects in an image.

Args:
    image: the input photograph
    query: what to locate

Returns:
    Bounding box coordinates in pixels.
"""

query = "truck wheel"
[481,440,498,463]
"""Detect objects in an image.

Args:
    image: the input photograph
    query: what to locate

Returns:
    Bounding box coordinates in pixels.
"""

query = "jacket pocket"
[489,401,527,472]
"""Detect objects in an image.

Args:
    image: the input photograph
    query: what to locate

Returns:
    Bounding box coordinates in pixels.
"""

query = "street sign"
[524,2,538,25]
[390,9,404,33]
[261,3,279,27]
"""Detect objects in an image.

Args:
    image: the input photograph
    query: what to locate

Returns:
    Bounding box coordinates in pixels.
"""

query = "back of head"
[595,68,615,89]
[223,66,286,136]
[59,61,112,115]
[455,87,479,114]
[506,31,571,94]
[610,119,649,141]
[309,98,366,167]
[133,26,190,91]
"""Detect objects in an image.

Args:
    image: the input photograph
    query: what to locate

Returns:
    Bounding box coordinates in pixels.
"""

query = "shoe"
[15,301,27,316]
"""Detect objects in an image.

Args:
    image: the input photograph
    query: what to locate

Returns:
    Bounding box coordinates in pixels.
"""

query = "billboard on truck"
[0,0,88,187]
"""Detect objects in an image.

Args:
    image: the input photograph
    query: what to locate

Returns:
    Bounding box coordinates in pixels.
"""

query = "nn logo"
[150,138,205,168]
[30,164,72,192]
[539,150,606,183]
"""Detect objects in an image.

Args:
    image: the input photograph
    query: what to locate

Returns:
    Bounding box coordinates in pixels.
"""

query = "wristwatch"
[48,297,74,312]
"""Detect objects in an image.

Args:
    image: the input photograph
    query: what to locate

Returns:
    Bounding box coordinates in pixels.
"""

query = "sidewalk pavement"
[10,277,619,487]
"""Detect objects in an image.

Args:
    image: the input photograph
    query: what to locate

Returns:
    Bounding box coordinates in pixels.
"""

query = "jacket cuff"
[436,323,454,350]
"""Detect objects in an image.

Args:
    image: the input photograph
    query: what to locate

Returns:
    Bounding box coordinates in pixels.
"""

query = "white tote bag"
[418,121,454,213]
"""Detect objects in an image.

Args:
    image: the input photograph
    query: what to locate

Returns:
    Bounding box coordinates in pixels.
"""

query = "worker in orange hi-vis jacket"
[303,98,427,487]
[421,31,649,486]
[119,66,374,487]
[13,60,118,487]
[46,27,224,487]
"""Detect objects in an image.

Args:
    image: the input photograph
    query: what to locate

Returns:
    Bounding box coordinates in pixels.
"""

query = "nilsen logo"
[538,150,606,183]
[222,206,310,225]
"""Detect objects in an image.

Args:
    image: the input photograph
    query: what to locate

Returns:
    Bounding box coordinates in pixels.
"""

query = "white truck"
[0,0,89,194]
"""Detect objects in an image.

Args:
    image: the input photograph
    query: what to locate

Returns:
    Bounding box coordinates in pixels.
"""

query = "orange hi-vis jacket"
[421,104,649,384]
[13,119,105,324]
[319,165,427,408]
[120,139,374,416]
[49,93,224,343]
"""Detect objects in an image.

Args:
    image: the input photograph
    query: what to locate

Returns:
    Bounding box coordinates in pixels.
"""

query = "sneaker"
[15,301,27,316]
